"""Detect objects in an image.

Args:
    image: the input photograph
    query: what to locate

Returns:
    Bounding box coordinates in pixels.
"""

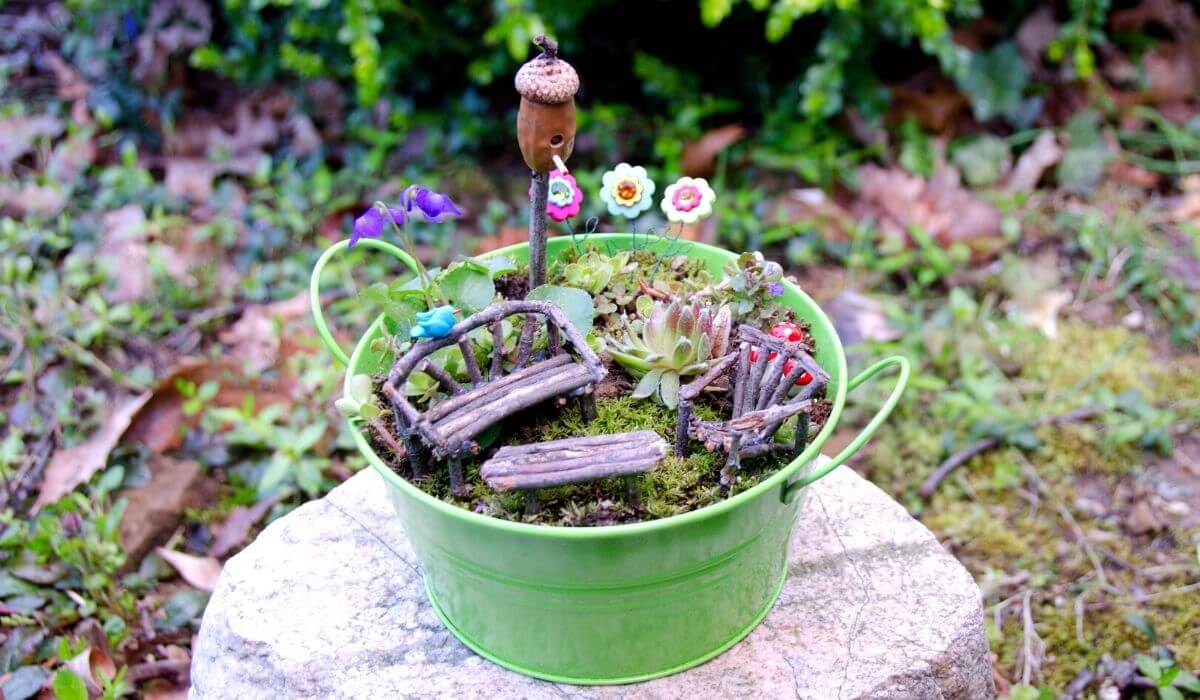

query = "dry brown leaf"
[134,0,212,84]
[853,164,1003,257]
[119,457,212,567]
[156,548,222,591]
[773,189,857,243]
[1141,43,1200,104]
[0,113,62,171]
[889,83,968,134]
[1170,175,1200,224]
[97,205,154,303]
[65,646,118,696]
[1008,290,1072,338]
[1015,6,1057,72]
[288,114,322,156]
[475,225,533,254]
[143,680,190,700]
[123,357,293,453]
[48,132,97,183]
[43,51,90,103]
[35,393,152,509]
[210,496,279,558]
[217,292,311,373]
[1007,131,1062,193]
[0,181,68,217]
[680,124,746,177]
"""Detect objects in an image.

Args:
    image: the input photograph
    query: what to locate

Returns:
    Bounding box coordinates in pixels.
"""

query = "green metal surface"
[311,233,908,684]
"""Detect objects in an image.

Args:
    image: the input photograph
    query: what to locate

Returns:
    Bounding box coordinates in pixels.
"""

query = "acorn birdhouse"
[515,35,578,173]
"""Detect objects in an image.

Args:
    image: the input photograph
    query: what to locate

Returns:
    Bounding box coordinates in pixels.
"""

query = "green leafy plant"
[607,300,732,408]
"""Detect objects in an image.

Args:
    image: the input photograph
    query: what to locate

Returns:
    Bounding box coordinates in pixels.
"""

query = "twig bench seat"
[480,430,669,513]
[381,300,607,495]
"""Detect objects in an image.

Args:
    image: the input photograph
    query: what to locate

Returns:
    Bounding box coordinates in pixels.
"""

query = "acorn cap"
[514,35,579,105]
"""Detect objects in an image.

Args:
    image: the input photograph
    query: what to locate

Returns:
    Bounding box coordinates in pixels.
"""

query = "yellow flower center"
[613,178,642,205]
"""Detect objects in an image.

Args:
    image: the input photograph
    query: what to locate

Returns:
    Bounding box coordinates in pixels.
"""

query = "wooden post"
[624,476,641,509]
[448,454,466,496]
[721,434,742,495]
[675,399,691,457]
[579,388,597,423]
[529,171,549,288]
[792,413,810,460]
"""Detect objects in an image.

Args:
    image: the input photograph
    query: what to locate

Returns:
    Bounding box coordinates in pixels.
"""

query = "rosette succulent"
[607,300,732,408]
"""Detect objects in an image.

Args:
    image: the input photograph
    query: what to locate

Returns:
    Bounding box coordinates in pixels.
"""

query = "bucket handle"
[781,355,910,504]
[309,238,420,366]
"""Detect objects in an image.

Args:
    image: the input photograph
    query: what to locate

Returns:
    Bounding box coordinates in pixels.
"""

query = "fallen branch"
[919,405,1105,499]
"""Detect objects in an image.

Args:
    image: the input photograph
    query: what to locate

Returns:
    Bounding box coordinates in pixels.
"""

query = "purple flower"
[400,185,463,223]
[767,281,785,297]
[350,204,405,248]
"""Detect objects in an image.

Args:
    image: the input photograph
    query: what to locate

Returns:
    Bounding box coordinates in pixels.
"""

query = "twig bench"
[480,430,668,514]
[676,325,829,492]
[382,300,606,495]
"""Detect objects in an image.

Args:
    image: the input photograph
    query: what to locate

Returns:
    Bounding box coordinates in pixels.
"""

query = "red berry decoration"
[748,347,778,363]
[769,322,805,343]
[781,359,815,386]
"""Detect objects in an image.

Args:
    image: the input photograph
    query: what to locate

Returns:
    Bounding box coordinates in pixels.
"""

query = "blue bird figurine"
[411,305,458,340]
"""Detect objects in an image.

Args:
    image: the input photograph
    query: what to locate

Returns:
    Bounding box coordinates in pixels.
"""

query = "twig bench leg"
[449,454,467,496]
[578,389,597,424]
[792,413,809,460]
[623,476,641,509]
[524,491,540,516]
[720,434,742,495]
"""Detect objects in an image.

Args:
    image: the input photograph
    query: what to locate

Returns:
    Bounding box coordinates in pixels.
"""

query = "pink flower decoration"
[530,169,583,222]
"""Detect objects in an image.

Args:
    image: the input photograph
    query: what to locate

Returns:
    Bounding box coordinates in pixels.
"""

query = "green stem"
[378,201,439,308]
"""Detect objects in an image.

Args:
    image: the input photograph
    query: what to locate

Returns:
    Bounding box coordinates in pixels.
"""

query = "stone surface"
[191,459,994,699]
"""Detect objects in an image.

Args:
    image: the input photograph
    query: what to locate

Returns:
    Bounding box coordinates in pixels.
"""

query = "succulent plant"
[606,300,732,408]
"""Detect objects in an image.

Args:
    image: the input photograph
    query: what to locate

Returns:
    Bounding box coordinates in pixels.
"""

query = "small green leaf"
[1158,686,1184,700]
[50,668,86,700]
[527,285,595,334]
[439,263,495,311]
[1138,653,1163,682]
[632,369,663,400]
[334,398,360,419]
[1125,612,1158,643]
[1173,670,1200,693]
[348,374,374,404]
[635,294,654,319]
[659,371,681,408]
[477,255,518,279]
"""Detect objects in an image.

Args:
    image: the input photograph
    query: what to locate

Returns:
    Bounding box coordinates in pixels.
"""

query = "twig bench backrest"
[676,325,829,460]
[382,300,606,473]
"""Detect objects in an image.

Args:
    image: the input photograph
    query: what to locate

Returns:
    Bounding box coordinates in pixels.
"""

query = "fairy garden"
[332,36,832,526]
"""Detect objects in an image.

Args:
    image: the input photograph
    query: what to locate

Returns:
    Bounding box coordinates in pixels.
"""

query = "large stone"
[191,458,993,699]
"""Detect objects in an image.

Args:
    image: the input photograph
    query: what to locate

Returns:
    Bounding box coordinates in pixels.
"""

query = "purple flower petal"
[349,205,405,248]
[350,207,383,248]
[767,281,785,297]
[401,185,464,223]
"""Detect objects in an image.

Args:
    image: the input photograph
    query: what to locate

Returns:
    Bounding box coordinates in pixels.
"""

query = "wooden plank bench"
[480,430,668,513]
[381,300,606,495]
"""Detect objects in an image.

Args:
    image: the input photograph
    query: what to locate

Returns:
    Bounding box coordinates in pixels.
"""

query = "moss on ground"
[860,321,1200,690]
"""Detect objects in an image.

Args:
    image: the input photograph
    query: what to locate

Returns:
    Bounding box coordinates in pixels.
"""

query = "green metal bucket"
[310,233,908,684]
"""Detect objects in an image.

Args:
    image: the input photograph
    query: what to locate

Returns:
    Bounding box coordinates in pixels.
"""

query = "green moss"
[857,320,1200,690]
[409,395,799,526]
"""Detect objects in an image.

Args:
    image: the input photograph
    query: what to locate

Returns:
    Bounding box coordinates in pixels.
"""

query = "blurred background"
[1,1,1198,697]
